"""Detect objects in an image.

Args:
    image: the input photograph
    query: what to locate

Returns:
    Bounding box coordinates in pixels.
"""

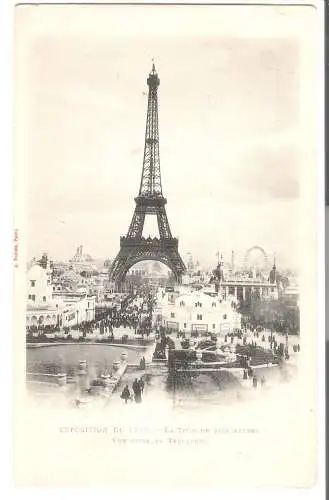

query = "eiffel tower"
[110,64,186,290]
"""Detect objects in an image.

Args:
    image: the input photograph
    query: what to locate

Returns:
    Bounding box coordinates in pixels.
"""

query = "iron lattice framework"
[110,64,186,290]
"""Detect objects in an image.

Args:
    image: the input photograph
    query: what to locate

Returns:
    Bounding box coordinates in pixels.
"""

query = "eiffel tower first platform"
[110,64,186,291]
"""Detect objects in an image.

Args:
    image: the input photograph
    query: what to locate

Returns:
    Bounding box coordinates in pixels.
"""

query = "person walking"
[139,378,145,394]
[121,385,131,404]
[132,378,142,404]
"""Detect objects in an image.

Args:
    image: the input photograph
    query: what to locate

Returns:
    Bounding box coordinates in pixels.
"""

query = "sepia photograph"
[13,1,323,490]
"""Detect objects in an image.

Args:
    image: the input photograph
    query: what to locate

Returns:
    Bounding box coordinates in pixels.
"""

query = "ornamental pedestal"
[112,361,121,372]
[101,374,112,388]
[120,352,128,363]
[79,360,87,370]
[57,373,67,386]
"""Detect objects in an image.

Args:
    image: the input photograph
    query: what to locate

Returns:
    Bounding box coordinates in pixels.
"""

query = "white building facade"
[26,264,96,330]
[156,288,241,335]
[52,291,96,327]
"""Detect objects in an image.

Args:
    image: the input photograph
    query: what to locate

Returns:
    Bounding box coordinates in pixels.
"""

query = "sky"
[15,4,317,270]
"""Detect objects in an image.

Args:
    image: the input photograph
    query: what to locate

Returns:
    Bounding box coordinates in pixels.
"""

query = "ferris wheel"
[243,246,269,269]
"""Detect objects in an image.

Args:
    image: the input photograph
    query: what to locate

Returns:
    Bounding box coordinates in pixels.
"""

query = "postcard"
[13,1,324,489]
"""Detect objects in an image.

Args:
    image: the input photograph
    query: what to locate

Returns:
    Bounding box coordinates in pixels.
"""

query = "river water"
[26,344,144,378]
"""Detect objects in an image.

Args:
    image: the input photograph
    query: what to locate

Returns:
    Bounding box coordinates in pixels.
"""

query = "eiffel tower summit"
[110,64,186,290]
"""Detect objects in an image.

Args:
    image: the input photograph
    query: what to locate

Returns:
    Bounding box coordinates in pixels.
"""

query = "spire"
[269,254,277,284]
[216,251,224,267]
[147,61,160,90]
[139,65,162,196]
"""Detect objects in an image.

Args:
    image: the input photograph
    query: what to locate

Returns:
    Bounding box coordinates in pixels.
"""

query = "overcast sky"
[16,4,317,270]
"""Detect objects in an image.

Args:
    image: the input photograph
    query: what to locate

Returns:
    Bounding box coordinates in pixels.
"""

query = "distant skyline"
[29,245,283,271]
[16,4,317,272]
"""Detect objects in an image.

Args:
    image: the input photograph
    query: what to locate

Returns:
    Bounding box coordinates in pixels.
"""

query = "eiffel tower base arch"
[110,236,185,291]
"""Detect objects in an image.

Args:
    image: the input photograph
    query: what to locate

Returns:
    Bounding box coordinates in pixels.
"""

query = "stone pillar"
[242,286,246,300]
[234,287,237,299]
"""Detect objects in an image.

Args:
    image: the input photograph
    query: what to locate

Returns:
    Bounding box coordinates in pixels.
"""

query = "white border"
[1,1,325,499]
[0,0,13,497]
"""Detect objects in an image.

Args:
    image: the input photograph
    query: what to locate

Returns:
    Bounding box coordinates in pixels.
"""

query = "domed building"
[69,245,98,275]
[103,259,112,269]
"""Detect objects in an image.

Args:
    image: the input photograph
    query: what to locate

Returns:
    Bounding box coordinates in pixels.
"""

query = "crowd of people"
[94,293,155,338]
[27,292,156,341]
[223,329,300,360]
